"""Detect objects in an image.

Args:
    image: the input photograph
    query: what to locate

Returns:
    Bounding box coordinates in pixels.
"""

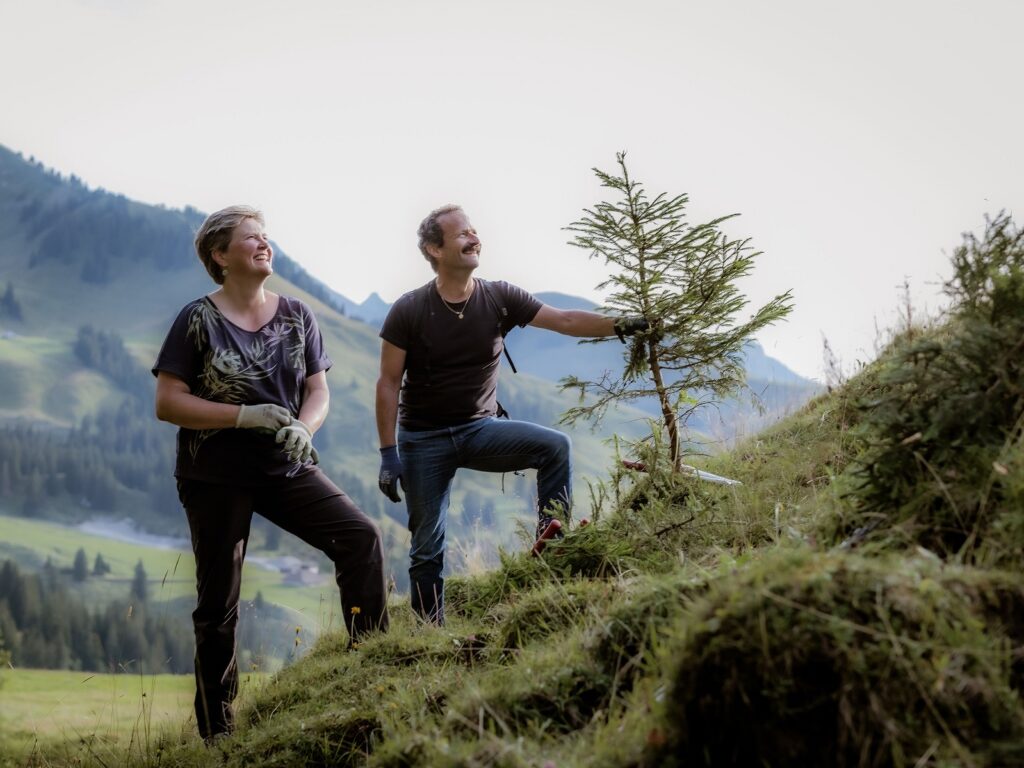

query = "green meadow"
[0,668,193,749]
[0,514,350,633]
[0,668,268,763]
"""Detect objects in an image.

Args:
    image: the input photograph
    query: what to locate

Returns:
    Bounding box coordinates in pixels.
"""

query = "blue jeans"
[399,417,572,587]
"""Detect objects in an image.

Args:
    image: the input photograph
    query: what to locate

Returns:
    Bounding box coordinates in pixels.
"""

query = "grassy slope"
[37,351,1014,768]
[0,335,119,424]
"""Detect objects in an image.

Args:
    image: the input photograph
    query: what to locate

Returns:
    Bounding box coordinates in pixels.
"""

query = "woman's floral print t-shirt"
[152,295,332,484]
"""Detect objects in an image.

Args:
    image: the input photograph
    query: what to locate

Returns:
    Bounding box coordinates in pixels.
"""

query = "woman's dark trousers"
[179,468,389,740]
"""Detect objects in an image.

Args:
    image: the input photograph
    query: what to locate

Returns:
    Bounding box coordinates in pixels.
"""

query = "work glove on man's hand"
[378,445,403,503]
[236,403,292,431]
[275,419,318,464]
[613,316,650,343]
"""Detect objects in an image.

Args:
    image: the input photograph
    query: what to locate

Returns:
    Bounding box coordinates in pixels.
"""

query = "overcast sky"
[2,0,1021,380]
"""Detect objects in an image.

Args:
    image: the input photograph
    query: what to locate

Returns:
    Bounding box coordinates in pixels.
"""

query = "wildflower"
[350,606,361,615]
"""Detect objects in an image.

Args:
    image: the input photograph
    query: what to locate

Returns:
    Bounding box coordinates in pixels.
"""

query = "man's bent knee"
[552,431,571,457]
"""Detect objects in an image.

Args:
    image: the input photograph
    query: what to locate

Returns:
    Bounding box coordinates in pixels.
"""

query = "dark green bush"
[843,214,1024,563]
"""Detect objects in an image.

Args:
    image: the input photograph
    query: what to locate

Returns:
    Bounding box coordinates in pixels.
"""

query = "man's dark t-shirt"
[152,295,332,484]
[380,280,542,429]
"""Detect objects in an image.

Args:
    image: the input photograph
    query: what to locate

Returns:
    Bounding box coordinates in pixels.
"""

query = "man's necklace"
[437,282,473,320]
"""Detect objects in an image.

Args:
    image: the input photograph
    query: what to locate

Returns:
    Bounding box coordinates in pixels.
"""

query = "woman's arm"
[297,371,330,433]
[155,372,242,430]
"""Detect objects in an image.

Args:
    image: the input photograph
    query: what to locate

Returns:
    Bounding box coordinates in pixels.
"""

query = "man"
[375,204,646,624]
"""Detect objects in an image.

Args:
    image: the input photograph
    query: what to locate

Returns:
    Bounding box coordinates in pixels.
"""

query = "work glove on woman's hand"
[378,445,403,502]
[275,419,317,463]
[236,403,292,430]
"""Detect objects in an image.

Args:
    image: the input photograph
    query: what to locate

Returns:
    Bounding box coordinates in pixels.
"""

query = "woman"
[153,205,388,742]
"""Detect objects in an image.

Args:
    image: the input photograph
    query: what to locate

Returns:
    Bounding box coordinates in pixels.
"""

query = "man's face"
[429,210,481,272]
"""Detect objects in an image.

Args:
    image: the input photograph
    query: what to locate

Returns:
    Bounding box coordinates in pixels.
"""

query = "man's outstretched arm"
[529,305,614,337]
[529,305,647,341]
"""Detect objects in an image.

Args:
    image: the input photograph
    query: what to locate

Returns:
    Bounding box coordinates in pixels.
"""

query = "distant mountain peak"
[359,292,390,309]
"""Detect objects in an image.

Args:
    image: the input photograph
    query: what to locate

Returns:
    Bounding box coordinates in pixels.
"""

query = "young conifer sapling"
[562,153,793,472]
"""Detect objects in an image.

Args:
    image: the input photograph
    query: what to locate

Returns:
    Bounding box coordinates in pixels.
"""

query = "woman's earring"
[222,267,229,278]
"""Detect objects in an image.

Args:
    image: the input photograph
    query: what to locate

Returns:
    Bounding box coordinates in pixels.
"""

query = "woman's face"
[217,217,273,281]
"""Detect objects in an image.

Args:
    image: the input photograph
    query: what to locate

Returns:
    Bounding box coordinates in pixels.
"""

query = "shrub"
[842,214,1024,564]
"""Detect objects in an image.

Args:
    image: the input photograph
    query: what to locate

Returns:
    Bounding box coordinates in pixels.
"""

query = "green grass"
[0,668,268,765]
[0,669,193,749]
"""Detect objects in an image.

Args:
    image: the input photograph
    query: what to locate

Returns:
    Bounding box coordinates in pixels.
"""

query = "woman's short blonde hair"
[194,205,264,284]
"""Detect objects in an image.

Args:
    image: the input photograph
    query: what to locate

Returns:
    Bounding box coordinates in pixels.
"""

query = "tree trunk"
[647,341,681,472]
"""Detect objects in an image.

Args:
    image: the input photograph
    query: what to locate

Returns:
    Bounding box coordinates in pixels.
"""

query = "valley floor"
[0,669,197,763]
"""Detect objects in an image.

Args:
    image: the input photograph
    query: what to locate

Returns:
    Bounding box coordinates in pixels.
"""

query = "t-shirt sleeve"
[379,292,416,351]
[151,302,202,386]
[496,281,543,329]
[300,301,332,376]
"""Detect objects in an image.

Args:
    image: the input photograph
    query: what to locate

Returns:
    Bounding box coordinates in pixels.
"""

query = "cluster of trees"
[461,489,500,526]
[0,401,181,528]
[0,557,306,673]
[13,171,344,309]
[0,559,193,673]
[73,325,154,400]
[1,324,180,529]
[271,255,350,318]
[70,547,112,581]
